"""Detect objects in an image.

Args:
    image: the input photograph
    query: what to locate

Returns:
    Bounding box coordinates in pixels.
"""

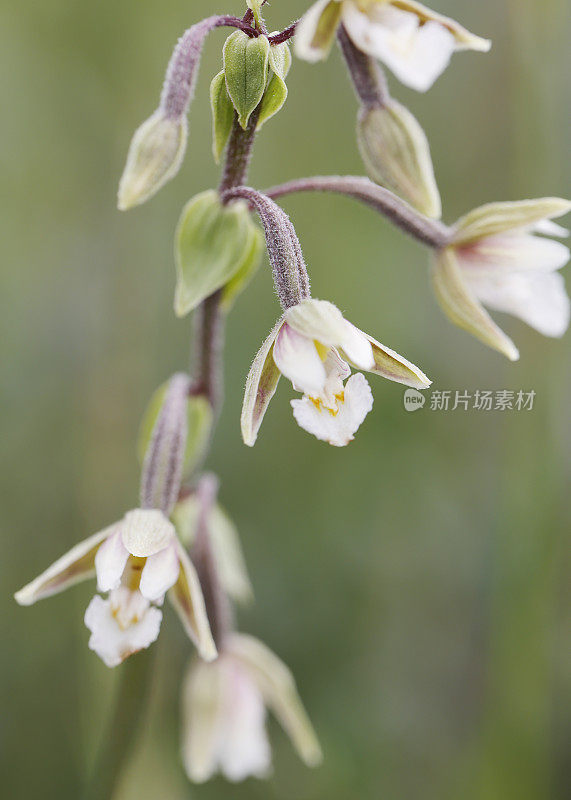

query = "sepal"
[452,198,571,246]
[241,320,283,446]
[210,71,235,163]
[257,41,292,129]
[295,0,343,62]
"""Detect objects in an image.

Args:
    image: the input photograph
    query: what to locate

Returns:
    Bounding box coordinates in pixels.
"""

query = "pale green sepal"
[210,71,235,163]
[174,191,253,317]
[221,224,264,310]
[118,111,187,210]
[228,634,323,767]
[257,42,292,130]
[295,0,343,63]
[223,31,270,129]
[241,320,284,446]
[357,101,441,219]
[169,540,217,662]
[172,496,254,604]
[363,335,431,389]
[138,382,213,478]
[393,0,491,51]
[14,525,116,606]
[432,248,520,361]
[452,198,571,246]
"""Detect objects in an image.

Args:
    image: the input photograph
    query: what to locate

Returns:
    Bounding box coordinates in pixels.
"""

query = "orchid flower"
[432,199,571,360]
[242,298,430,446]
[295,0,490,91]
[182,634,322,782]
[15,508,216,667]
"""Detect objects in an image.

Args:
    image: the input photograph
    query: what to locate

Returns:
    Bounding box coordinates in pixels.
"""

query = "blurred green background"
[1,1,570,798]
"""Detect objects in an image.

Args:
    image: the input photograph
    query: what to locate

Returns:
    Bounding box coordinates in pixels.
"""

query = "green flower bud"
[257,41,292,129]
[175,190,263,317]
[223,31,270,129]
[357,100,441,218]
[118,111,187,210]
[210,71,236,163]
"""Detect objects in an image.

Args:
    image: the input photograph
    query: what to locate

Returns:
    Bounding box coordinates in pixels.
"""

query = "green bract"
[223,31,270,129]
[210,71,235,163]
[138,382,214,478]
[175,190,263,316]
[257,41,292,129]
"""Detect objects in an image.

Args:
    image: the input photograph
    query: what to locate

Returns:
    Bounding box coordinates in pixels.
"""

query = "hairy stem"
[82,650,155,800]
[265,176,451,248]
[337,25,390,108]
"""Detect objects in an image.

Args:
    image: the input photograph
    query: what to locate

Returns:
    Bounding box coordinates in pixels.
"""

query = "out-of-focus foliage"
[1,2,569,799]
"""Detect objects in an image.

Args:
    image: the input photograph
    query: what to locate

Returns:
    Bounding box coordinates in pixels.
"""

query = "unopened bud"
[223,31,270,130]
[118,111,187,210]
[357,100,441,219]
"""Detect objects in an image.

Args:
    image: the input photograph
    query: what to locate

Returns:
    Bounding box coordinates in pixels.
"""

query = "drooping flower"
[181,634,322,783]
[15,508,216,667]
[295,0,490,91]
[432,198,571,359]
[241,298,430,446]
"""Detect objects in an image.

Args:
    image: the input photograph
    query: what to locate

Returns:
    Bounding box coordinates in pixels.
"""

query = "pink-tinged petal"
[292,372,373,446]
[168,540,217,661]
[95,528,129,593]
[241,320,283,447]
[84,589,162,668]
[273,323,326,396]
[458,233,570,274]
[121,508,175,557]
[342,4,456,92]
[465,270,570,338]
[14,525,115,606]
[139,544,180,601]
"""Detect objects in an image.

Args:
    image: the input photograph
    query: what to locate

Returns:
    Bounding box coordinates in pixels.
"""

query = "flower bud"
[223,31,270,129]
[357,100,441,218]
[175,190,263,317]
[118,111,187,210]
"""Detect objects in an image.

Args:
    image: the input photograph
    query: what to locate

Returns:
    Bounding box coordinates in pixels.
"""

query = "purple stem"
[265,176,451,248]
[337,25,390,108]
[160,15,257,119]
[222,186,311,309]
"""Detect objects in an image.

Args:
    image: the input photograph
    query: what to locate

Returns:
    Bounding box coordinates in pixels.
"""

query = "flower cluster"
[15,0,570,789]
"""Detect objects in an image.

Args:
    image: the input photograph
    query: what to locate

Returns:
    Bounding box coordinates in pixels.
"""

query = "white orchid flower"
[15,508,216,667]
[295,0,490,91]
[432,198,571,360]
[241,298,430,446]
[181,634,322,783]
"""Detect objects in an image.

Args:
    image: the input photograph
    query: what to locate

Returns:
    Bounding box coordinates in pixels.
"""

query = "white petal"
[14,525,114,606]
[338,321,374,369]
[121,508,175,557]
[182,659,225,783]
[139,543,180,601]
[533,219,569,237]
[292,372,373,446]
[84,590,162,668]
[342,4,456,92]
[273,323,327,396]
[465,270,570,338]
[216,660,271,782]
[458,233,570,274]
[95,528,129,593]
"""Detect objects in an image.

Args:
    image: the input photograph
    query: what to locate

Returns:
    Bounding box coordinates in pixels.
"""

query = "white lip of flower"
[15,508,216,667]
[295,0,490,92]
[181,634,322,783]
[432,198,571,360]
[241,298,430,447]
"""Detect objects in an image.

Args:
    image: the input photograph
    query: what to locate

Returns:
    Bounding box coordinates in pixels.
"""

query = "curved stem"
[265,176,451,248]
[269,21,299,45]
[337,25,390,108]
[82,650,155,800]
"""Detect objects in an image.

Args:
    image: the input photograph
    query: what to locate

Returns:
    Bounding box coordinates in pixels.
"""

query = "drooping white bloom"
[181,634,322,783]
[432,198,571,359]
[15,508,216,667]
[295,0,490,91]
[241,298,430,446]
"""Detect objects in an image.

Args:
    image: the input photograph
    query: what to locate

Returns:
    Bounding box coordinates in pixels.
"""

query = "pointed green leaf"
[210,71,235,163]
[175,191,254,316]
[223,31,270,129]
